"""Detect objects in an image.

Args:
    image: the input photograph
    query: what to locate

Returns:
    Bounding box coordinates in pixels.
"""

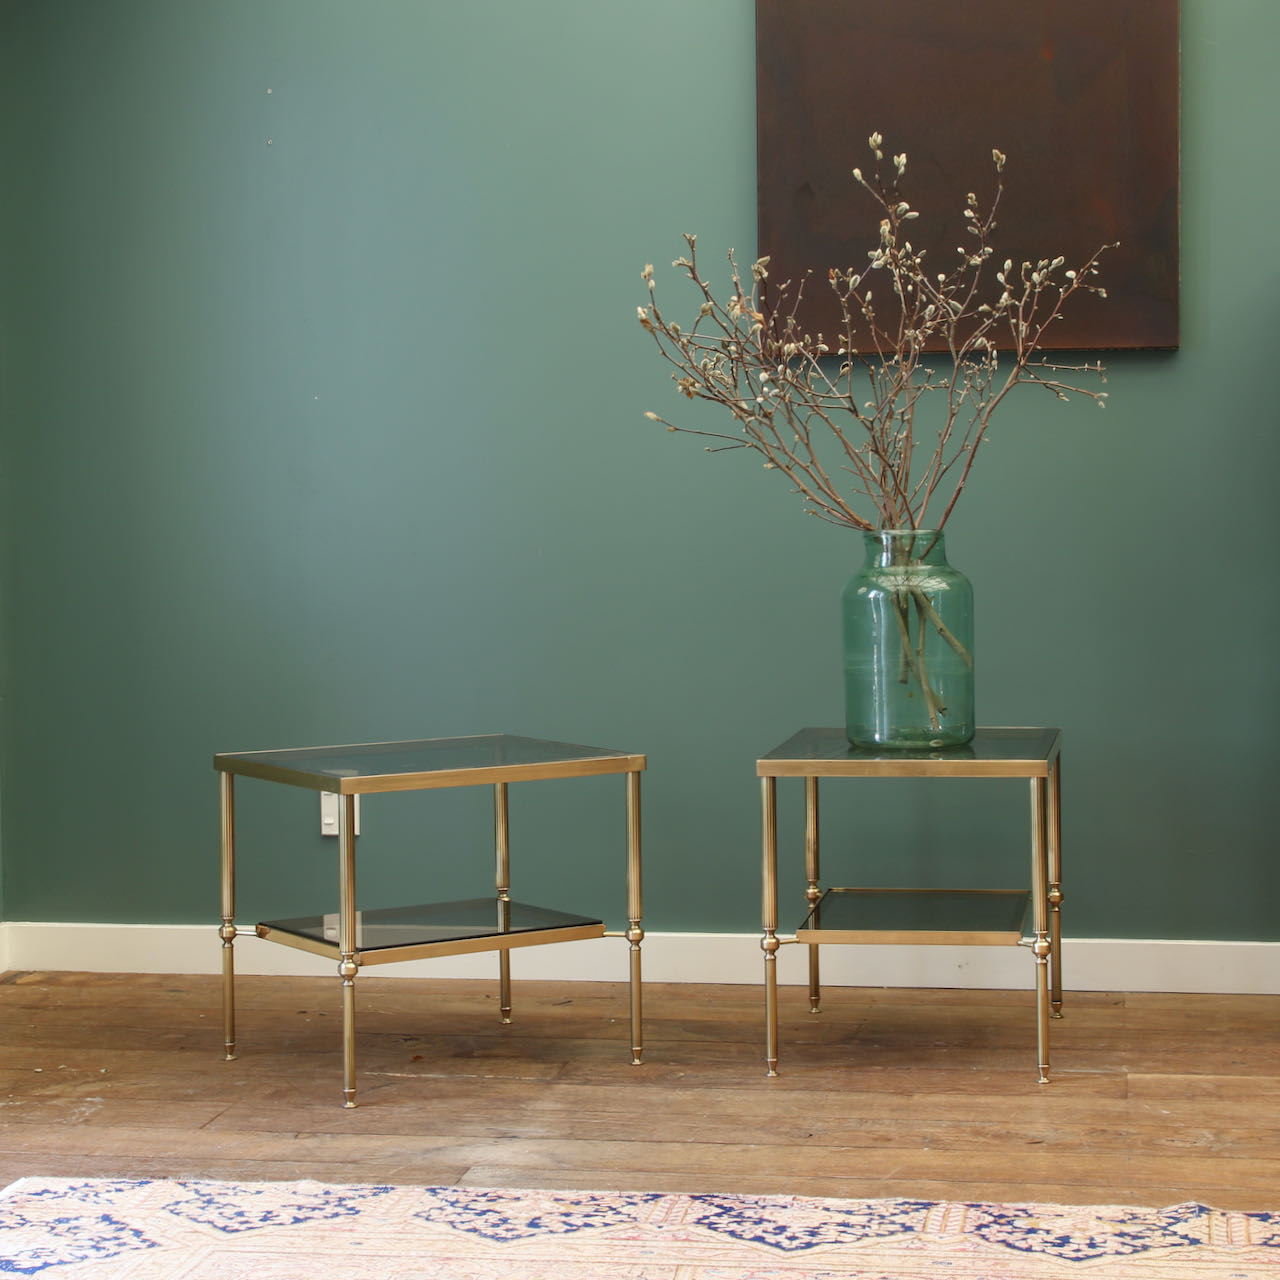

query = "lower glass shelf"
[258,897,606,965]
[796,887,1032,946]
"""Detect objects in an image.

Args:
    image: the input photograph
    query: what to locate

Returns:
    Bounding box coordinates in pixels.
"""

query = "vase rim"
[867,527,945,537]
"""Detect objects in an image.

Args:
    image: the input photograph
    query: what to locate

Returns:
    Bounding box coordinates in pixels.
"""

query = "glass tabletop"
[758,727,1060,778]
[215,734,646,792]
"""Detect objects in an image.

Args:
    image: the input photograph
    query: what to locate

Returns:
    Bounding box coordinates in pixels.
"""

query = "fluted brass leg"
[626,770,644,1065]
[804,776,821,1014]
[498,953,512,1024]
[338,794,359,1107]
[762,776,780,1076]
[495,783,512,1024]
[218,773,237,1061]
[219,926,236,1061]
[1048,754,1064,1017]
[806,943,820,1015]
[339,954,358,1107]
[1030,776,1051,1084]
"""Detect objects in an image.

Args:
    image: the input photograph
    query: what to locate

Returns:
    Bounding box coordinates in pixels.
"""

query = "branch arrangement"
[638,134,1114,533]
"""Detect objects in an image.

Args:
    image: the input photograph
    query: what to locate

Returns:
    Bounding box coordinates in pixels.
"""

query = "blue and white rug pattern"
[1,1177,1276,1278]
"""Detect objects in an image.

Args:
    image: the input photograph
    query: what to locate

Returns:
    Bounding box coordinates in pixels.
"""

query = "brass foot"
[342,1094,357,1109]
[631,1053,643,1066]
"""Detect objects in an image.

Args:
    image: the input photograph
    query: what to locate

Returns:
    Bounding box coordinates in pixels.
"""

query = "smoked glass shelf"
[259,898,606,964]
[796,887,1032,946]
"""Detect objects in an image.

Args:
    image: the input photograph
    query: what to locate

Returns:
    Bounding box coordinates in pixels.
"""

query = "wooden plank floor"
[1,970,1277,1209]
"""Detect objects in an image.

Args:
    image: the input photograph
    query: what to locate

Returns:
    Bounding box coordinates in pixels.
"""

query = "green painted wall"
[1,0,1277,941]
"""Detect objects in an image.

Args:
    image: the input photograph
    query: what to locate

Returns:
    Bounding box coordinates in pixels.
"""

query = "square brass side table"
[758,727,1063,1082]
[215,734,645,1106]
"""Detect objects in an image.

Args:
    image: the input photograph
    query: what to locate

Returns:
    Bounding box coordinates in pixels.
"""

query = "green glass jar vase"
[841,529,975,749]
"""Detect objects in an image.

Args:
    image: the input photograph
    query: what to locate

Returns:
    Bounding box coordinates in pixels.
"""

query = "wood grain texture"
[0,972,1276,1208]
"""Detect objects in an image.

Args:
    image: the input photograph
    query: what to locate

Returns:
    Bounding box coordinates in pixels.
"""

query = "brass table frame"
[215,734,645,1107]
[758,727,1063,1083]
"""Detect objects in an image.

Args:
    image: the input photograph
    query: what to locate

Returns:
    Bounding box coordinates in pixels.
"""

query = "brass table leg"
[804,776,821,1014]
[495,783,512,1024]
[1030,776,1051,1084]
[338,794,359,1108]
[218,773,237,1062]
[626,770,644,1065]
[1048,754,1064,1017]
[762,776,780,1077]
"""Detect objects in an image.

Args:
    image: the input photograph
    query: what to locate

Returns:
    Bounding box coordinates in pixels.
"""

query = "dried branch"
[638,134,1113,533]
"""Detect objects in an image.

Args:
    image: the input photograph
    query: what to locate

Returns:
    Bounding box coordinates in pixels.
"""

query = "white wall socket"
[320,792,361,837]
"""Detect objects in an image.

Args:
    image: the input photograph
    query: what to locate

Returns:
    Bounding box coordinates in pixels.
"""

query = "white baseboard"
[1,922,1276,994]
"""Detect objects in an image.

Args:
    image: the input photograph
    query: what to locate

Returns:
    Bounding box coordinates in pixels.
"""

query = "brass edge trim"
[214,754,647,793]
[758,759,1052,779]
[256,922,607,964]
[820,886,1030,897]
[341,756,647,792]
[353,923,606,965]
[256,927,353,962]
[796,928,1026,946]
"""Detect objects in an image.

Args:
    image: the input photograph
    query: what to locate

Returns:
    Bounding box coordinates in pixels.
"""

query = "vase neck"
[863,528,947,566]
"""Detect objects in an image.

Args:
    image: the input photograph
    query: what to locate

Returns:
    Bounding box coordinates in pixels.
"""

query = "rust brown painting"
[756,0,1180,349]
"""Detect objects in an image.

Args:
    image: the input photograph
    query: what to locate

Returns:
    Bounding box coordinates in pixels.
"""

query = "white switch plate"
[320,792,361,836]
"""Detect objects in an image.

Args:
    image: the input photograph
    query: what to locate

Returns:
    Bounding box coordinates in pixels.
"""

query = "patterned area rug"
[1,1177,1277,1278]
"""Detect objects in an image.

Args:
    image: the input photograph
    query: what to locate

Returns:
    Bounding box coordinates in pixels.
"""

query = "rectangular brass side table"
[215,734,645,1106]
[758,727,1062,1083]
